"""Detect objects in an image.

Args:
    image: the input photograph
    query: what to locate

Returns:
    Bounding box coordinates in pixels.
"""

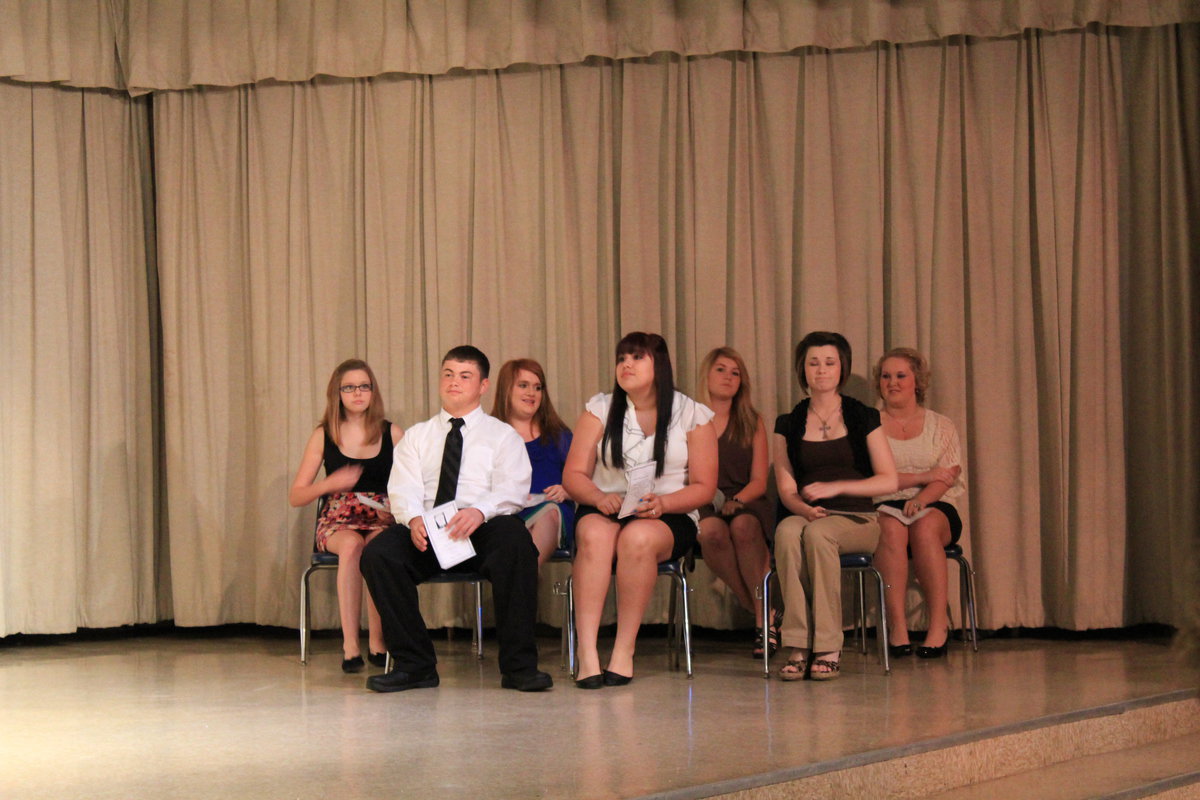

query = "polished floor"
[0,626,1195,799]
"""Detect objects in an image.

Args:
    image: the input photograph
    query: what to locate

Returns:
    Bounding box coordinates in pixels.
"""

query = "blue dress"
[519,431,575,550]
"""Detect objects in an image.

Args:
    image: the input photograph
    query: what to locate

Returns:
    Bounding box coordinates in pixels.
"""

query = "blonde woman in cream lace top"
[873,347,967,660]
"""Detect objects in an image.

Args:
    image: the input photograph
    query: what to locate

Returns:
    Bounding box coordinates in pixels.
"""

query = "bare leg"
[873,515,913,646]
[697,517,756,613]
[608,519,675,678]
[729,514,770,629]
[910,511,953,647]
[324,529,368,660]
[526,506,561,566]
[572,515,619,680]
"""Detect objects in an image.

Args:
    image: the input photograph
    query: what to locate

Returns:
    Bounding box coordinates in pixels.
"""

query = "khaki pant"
[775,513,880,653]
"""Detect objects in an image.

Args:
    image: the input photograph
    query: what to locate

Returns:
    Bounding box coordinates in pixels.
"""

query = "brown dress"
[698,424,774,540]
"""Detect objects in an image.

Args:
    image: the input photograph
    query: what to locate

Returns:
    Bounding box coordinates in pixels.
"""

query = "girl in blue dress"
[491,359,574,564]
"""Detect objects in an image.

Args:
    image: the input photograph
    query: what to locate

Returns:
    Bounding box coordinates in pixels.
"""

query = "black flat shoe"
[574,673,604,690]
[367,652,387,668]
[501,670,554,692]
[916,642,948,659]
[602,670,633,687]
[888,643,913,658]
[341,656,365,673]
[366,667,439,693]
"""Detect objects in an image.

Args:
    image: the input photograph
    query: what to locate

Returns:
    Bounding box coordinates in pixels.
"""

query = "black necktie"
[434,417,465,506]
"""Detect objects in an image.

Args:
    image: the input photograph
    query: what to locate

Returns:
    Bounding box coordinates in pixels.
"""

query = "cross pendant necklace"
[810,402,841,440]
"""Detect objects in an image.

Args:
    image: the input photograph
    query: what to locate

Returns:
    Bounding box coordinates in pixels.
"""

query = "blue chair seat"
[311,551,339,567]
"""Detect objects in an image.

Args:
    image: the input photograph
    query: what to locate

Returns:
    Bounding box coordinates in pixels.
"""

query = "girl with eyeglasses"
[290,359,404,673]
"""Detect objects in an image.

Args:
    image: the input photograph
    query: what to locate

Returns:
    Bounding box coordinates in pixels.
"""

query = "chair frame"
[300,549,487,665]
[562,554,695,679]
[759,553,891,678]
[946,544,979,651]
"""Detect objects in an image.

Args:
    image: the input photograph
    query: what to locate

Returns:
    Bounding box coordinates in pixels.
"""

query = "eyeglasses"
[339,383,373,394]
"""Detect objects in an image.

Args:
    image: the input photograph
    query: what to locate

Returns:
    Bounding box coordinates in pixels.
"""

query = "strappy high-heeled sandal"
[778,655,807,681]
[809,652,841,681]
[753,608,783,658]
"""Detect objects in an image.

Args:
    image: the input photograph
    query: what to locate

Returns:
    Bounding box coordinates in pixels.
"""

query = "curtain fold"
[4,1,1200,92]
[0,80,160,636]
[1120,23,1200,627]
[152,25,1157,632]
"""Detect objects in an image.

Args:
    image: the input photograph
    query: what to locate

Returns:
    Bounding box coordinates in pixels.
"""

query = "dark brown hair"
[601,332,675,478]
[794,331,852,392]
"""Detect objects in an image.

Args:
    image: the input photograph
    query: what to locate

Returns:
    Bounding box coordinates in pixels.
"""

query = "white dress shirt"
[388,405,532,525]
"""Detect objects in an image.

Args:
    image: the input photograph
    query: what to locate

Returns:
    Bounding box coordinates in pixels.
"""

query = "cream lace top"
[874,408,966,510]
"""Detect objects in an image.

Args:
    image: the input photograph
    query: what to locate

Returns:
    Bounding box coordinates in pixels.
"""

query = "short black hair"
[794,331,852,391]
[442,345,491,379]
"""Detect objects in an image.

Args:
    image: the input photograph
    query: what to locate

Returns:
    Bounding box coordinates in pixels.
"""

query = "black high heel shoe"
[367,652,387,668]
[916,642,948,659]
[602,669,633,686]
[574,673,604,690]
[341,655,365,673]
[888,643,913,658]
[916,630,949,659]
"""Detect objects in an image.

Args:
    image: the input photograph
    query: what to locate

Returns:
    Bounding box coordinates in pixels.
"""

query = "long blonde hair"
[697,346,759,448]
[321,359,385,447]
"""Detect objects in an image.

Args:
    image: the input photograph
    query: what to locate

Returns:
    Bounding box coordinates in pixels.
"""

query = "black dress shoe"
[916,642,948,659]
[501,670,554,692]
[601,669,633,686]
[574,673,604,690]
[366,667,440,693]
[888,643,913,658]
[367,652,387,668]
[341,656,365,674]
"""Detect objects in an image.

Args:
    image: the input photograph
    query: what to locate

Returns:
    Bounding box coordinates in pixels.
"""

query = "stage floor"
[1,627,1195,799]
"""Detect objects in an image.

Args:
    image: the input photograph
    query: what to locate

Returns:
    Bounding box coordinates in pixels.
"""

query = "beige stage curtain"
[0,79,161,636]
[1120,24,1200,626]
[4,1,1200,92]
[152,24,1175,633]
[153,69,621,627]
[0,0,125,89]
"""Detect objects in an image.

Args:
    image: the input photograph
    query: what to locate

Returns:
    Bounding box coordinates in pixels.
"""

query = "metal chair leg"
[473,580,484,660]
[667,572,680,671]
[872,566,890,674]
[856,572,868,654]
[760,569,773,678]
[679,570,693,678]
[300,566,315,664]
[954,553,979,651]
[567,575,577,678]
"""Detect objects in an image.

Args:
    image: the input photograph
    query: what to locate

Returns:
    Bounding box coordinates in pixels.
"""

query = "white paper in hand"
[618,462,658,519]
[876,504,932,526]
[423,501,477,569]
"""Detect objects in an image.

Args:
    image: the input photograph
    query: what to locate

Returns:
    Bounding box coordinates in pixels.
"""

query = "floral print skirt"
[315,492,395,552]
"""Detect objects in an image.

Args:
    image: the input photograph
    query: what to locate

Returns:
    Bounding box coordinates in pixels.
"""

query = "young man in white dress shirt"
[361,345,552,692]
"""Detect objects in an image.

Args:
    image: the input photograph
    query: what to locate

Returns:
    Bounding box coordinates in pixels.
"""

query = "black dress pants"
[360,514,540,676]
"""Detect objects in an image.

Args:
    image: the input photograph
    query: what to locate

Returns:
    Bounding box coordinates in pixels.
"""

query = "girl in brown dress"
[695,347,776,656]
